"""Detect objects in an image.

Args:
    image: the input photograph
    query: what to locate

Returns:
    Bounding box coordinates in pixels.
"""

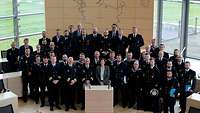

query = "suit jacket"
[39,37,51,47]
[96,66,110,85]
[19,45,33,57]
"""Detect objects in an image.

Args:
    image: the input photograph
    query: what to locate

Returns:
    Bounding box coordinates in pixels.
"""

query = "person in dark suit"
[155,51,168,75]
[39,56,49,107]
[38,31,51,52]
[68,25,75,37]
[128,60,144,109]
[6,42,19,72]
[179,61,196,113]
[108,24,118,39]
[113,29,128,58]
[99,30,112,58]
[19,38,33,58]
[123,52,134,69]
[155,44,169,59]
[88,27,102,55]
[163,71,179,113]
[47,56,62,111]
[106,51,116,86]
[33,45,43,59]
[72,24,82,59]
[128,27,144,59]
[47,42,59,58]
[143,58,161,112]
[150,39,158,58]
[52,29,65,59]
[31,55,41,104]
[169,49,180,63]
[112,54,127,107]
[80,57,95,110]
[96,58,110,85]
[20,48,34,102]
[62,57,77,111]
[90,51,101,68]
[75,53,86,104]
[63,30,73,56]
[78,29,92,57]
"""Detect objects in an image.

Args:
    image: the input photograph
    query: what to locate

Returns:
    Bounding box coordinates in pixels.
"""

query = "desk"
[1,71,22,97]
[0,91,18,113]
[85,85,113,113]
[186,93,200,113]
[0,58,8,63]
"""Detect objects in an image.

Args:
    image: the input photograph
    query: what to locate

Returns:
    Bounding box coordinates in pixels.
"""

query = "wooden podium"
[85,85,113,113]
[186,93,200,113]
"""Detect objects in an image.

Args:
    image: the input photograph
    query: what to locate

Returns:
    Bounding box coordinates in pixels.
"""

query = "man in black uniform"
[20,48,34,102]
[163,71,179,113]
[39,31,51,49]
[19,38,33,58]
[48,56,62,111]
[31,55,41,104]
[72,24,82,59]
[154,44,169,59]
[106,51,116,84]
[143,58,161,113]
[39,56,49,107]
[128,27,144,59]
[77,28,91,57]
[75,53,85,104]
[63,30,73,56]
[113,29,128,58]
[99,30,112,58]
[112,54,127,107]
[179,61,196,113]
[62,57,77,111]
[6,42,19,72]
[90,51,101,68]
[80,57,95,110]
[124,52,134,69]
[52,29,65,60]
[88,27,102,55]
[33,45,43,59]
[108,24,118,39]
[128,60,144,109]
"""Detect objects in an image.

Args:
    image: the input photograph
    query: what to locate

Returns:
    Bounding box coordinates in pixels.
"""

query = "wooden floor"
[18,99,181,113]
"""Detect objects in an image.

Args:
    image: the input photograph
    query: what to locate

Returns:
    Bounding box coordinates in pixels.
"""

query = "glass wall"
[162,0,182,54]
[187,1,200,59]
[0,0,44,57]
[0,0,13,16]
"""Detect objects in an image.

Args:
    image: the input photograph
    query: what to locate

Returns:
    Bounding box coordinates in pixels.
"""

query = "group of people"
[6,24,196,113]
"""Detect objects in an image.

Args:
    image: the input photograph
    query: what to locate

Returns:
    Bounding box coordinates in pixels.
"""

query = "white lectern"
[85,85,113,113]
[186,93,200,113]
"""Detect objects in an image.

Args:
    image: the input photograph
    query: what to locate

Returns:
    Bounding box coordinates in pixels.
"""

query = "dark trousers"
[39,84,46,106]
[64,85,76,108]
[22,76,29,102]
[114,85,120,106]
[164,97,176,113]
[48,84,60,107]
[179,92,192,113]
[121,84,128,107]
[128,85,136,107]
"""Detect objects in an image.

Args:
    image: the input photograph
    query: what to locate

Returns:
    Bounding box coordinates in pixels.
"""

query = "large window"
[0,0,44,56]
[162,0,182,53]
[0,0,13,16]
[18,0,44,14]
[0,18,14,38]
[19,14,44,35]
[187,1,200,59]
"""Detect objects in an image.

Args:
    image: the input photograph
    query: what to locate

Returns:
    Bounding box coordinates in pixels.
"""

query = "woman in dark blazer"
[96,58,110,85]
